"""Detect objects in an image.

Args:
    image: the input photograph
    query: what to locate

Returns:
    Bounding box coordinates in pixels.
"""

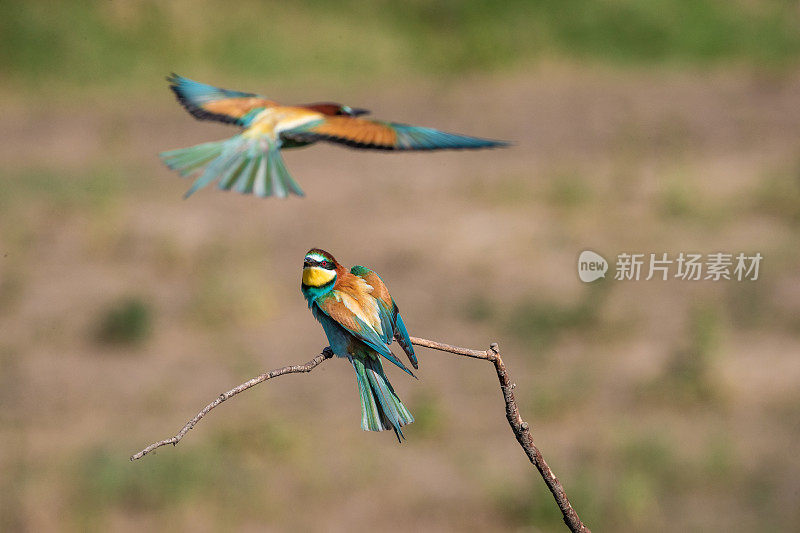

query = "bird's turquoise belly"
[312,305,356,358]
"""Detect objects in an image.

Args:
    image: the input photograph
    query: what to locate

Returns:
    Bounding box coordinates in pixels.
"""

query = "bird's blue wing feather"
[391,307,417,367]
[281,116,509,151]
[169,74,255,104]
[349,264,417,368]
[389,123,508,150]
[314,292,416,377]
[167,74,270,126]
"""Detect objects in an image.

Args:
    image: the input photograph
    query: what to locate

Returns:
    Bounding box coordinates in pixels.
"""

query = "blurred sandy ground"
[2,2,800,532]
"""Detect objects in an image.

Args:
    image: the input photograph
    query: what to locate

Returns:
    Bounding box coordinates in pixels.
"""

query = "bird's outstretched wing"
[167,74,275,126]
[281,116,508,151]
[350,265,417,369]
[314,287,416,377]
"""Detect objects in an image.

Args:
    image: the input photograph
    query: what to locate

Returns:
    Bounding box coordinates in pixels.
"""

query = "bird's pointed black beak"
[350,107,370,117]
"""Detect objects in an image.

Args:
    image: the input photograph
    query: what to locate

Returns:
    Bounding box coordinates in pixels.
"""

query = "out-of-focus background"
[2,1,800,531]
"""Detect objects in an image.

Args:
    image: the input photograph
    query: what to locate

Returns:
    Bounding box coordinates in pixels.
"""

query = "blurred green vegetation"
[529,368,594,420]
[662,304,721,403]
[0,166,125,212]
[69,418,320,529]
[546,169,595,212]
[2,0,800,97]
[462,283,612,355]
[505,282,610,351]
[0,269,24,316]
[641,304,723,405]
[95,296,153,346]
[187,241,277,330]
[72,444,258,530]
[752,159,800,226]
[492,424,747,531]
[408,388,446,439]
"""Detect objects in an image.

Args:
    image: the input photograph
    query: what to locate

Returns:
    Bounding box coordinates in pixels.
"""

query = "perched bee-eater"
[160,74,508,199]
[301,248,417,440]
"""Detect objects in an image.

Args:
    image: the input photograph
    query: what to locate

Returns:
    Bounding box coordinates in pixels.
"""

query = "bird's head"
[304,102,370,117]
[338,104,370,117]
[302,248,339,288]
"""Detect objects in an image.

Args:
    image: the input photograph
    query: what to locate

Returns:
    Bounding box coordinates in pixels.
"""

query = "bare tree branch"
[129,347,334,461]
[130,338,590,532]
[408,337,589,532]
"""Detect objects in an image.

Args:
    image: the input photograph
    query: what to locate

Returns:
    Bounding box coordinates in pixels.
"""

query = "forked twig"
[130,337,590,532]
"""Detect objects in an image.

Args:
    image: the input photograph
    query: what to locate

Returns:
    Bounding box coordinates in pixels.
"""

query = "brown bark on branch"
[129,347,334,460]
[130,338,590,532]
[408,337,590,533]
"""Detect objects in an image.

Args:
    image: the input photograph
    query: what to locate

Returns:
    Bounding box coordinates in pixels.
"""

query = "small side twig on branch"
[130,338,590,533]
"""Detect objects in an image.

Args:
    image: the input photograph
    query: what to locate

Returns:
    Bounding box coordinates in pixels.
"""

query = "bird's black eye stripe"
[305,258,333,269]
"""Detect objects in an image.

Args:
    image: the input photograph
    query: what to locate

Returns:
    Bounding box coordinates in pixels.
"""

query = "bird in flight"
[300,248,417,440]
[160,74,508,199]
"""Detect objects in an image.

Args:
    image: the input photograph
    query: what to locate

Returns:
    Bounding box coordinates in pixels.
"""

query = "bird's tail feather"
[352,357,414,441]
[159,136,305,198]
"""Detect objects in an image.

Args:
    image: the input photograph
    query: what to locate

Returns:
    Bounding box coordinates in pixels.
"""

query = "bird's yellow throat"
[303,266,336,287]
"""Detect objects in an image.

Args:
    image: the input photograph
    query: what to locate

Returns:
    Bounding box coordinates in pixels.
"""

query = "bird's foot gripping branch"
[130,338,591,533]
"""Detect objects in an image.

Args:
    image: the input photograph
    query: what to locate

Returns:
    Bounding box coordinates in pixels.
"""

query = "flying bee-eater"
[301,248,417,441]
[160,74,508,199]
